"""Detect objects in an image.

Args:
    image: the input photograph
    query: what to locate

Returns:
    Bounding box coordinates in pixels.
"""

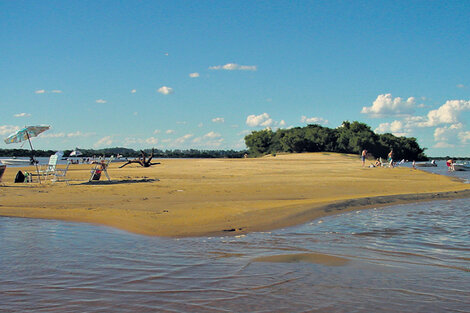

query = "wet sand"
[0,153,469,237]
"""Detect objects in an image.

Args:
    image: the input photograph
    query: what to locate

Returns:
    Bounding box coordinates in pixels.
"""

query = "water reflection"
[1,198,469,312]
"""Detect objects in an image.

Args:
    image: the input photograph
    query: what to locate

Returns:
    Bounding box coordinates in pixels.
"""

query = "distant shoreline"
[0,153,468,237]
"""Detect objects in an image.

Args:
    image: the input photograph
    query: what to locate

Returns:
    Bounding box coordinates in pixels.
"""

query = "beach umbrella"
[69,148,83,157]
[4,125,50,183]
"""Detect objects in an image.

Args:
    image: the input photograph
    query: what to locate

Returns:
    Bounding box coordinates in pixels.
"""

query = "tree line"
[244,121,428,161]
[0,147,246,159]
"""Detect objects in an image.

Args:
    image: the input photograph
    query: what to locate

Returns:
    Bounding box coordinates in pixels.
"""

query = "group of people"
[362,149,395,168]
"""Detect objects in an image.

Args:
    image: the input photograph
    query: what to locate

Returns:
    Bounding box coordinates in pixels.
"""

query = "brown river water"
[0,164,469,312]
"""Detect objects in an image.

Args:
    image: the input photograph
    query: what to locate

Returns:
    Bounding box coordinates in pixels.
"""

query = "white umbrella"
[4,125,50,183]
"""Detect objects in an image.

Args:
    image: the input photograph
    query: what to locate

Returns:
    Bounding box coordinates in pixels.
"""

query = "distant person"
[446,159,454,171]
[361,149,367,167]
[412,160,416,169]
[388,149,394,168]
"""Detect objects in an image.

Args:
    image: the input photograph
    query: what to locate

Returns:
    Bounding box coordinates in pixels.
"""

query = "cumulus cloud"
[0,125,20,136]
[154,129,161,134]
[157,86,174,95]
[458,131,470,143]
[246,113,273,127]
[457,84,465,88]
[433,123,463,143]
[40,132,65,138]
[300,116,328,125]
[35,89,46,94]
[192,132,224,147]
[131,89,137,93]
[174,134,194,144]
[165,129,175,134]
[212,117,225,123]
[418,100,470,127]
[51,90,62,93]
[433,142,455,148]
[14,113,31,118]
[94,136,113,148]
[189,72,200,78]
[375,120,410,137]
[96,99,107,104]
[66,131,95,137]
[361,94,415,117]
[145,137,159,145]
[209,63,257,71]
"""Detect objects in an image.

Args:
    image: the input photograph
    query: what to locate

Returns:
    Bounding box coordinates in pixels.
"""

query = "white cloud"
[457,84,465,88]
[279,120,286,127]
[419,100,470,127]
[458,131,470,143]
[145,137,159,145]
[157,86,174,95]
[96,99,107,104]
[212,117,225,123]
[40,132,65,138]
[375,120,410,137]
[300,116,328,125]
[35,89,46,94]
[94,136,113,148]
[246,113,273,127]
[209,63,257,71]
[14,113,31,118]
[204,131,221,139]
[434,123,463,142]
[131,89,137,93]
[51,90,62,93]
[433,142,455,148]
[165,129,175,134]
[361,94,415,117]
[174,134,194,144]
[189,72,200,78]
[0,125,20,136]
[154,129,161,134]
[67,131,95,138]
[176,121,187,125]
[192,132,224,147]
[198,123,204,128]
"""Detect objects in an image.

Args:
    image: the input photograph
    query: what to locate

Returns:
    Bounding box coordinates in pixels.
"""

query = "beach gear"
[3,125,50,183]
[0,164,6,183]
[14,171,25,183]
[89,156,114,182]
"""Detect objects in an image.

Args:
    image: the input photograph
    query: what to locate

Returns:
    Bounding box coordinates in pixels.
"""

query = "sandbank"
[0,153,468,237]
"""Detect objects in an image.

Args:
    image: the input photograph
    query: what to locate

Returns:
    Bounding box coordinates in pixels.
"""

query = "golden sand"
[0,153,468,237]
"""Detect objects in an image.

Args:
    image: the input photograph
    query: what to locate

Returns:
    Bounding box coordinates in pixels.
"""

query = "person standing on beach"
[361,149,367,167]
[388,149,394,168]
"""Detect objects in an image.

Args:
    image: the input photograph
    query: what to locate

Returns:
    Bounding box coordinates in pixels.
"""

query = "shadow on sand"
[78,178,159,186]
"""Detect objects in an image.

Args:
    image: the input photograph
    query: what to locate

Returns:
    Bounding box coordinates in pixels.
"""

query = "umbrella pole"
[26,132,41,184]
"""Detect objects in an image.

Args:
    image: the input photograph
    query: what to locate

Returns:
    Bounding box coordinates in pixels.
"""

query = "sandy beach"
[0,153,468,237]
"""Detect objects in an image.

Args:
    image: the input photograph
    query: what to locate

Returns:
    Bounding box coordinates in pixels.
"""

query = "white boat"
[453,163,470,171]
[0,158,33,165]
[414,160,437,167]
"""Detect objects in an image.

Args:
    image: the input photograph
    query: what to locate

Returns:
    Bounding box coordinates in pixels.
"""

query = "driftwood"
[119,149,161,168]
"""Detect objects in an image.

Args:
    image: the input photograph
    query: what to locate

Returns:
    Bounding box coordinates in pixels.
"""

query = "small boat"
[453,163,470,171]
[0,158,34,166]
[414,160,437,167]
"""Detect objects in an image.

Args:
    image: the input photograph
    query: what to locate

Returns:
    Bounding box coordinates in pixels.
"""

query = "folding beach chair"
[0,164,6,184]
[52,160,71,184]
[89,156,114,182]
[29,154,59,182]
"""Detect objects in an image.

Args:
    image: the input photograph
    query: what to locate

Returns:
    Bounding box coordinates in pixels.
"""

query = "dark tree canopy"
[244,121,428,161]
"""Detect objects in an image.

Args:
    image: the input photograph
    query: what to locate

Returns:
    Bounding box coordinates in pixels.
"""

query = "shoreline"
[0,153,468,237]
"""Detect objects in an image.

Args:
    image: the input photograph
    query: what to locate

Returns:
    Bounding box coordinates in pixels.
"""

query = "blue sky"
[1,1,469,156]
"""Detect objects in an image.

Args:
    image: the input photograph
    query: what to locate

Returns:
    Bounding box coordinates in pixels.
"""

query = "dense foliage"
[245,121,428,161]
[0,147,246,159]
